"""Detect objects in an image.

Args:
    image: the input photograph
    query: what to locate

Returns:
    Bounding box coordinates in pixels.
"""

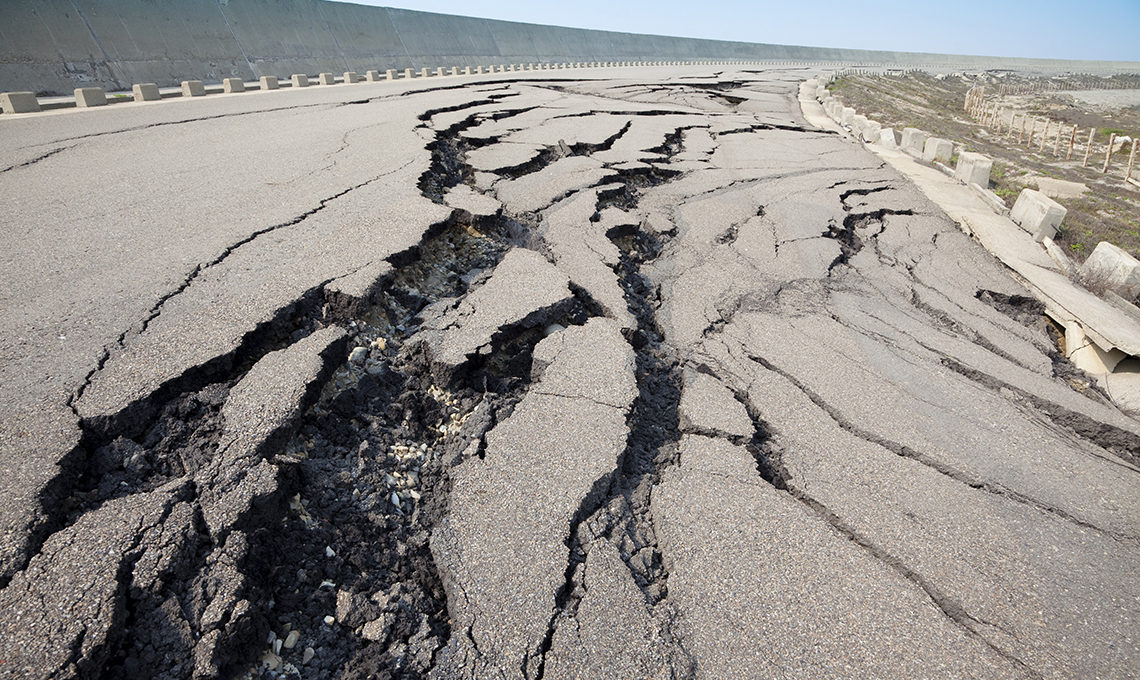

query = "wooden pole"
[1083,128,1095,167]
[1028,118,1036,147]
[1053,124,1062,157]
[1066,125,1077,160]
[1019,116,1027,144]
[1039,120,1049,151]
[1103,133,1116,173]
[1127,138,1138,183]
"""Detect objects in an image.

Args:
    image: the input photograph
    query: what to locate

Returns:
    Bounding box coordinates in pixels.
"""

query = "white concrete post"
[180,81,205,97]
[223,78,245,93]
[1,91,40,113]
[291,74,309,88]
[342,72,359,84]
[259,76,279,90]
[75,87,108,107]
[318,72,335,85]
[132,83,161,101]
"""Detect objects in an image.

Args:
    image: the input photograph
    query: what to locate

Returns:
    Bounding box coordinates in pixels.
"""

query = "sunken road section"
[0,66,1138,680]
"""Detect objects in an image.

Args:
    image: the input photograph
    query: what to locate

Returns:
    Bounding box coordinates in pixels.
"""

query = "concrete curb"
[1,60,780,116]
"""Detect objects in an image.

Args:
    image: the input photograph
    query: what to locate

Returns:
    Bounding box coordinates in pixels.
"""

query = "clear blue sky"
[339,0,1140,62]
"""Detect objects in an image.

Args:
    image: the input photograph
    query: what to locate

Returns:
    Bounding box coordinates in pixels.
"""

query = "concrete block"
[1066,324,1127,375]
[463,66,472,75]
[75,87,107,107]
[223,78,245,93]
[1,91,40,113]
[901,128,928,156]
[877,127,898,148]
[259,76,279,90]
[851,115,867,134]
[421,68,430,78]
[841,107,856,126]
[1081,242,1140,298]
[435,67,445,77]
[476,66,485,74]
[922,137,953,164]
[343,71,359,83]
[1010,189,1066,241]
[365,70,381,82]
[181,80,205,97]
[405,68,415,79]
[131,83,160,102]
[954,151,993,187]
[385,70,396,80]
[449,67,459,76]
[318,72,335,85]
[292,74,309,88]
[861,120,882,143]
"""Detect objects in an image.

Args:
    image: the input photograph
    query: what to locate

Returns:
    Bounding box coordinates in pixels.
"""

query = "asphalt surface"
[0,65,1137,679]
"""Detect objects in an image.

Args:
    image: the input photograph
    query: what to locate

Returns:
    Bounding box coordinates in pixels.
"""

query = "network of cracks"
[4,73,1138,680]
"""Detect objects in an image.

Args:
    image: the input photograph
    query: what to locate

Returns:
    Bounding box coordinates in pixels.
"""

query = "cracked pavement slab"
[0,66,1137,679]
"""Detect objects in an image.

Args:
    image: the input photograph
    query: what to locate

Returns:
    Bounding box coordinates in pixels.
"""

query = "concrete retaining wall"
[3,1,1140,94]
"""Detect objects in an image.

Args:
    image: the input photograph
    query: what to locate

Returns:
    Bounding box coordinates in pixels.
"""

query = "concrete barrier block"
[448,67,458,76]
[131,83,160,101]
[433,67,444,77]
[343,71,359,83]
[877,127,898,148]
[384,70,396,80]
[318,72,335,85]
[181,80,205,97]
[223,78,245,93]
[851,115,867,133]
[1010,189,1066,241]
[861,120,882,143]
[292,74,309,88]
[1081,242,1140,298]
[75,87,107,107]
[922,137,954,164]
[954,151,993,187]
[365,70,380,82]
[1,91,40,113]
[421,68,430,78]
[463,66,472,75]
[901,128,928,156]
[476,66,485,74]
[405,68,415,79]
[259,76,279,90]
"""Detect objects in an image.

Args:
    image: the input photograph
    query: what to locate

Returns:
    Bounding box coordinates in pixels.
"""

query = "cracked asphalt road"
[0,66,1137,679]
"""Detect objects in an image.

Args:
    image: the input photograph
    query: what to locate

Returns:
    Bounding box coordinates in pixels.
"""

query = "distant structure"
[1,0,1138,94]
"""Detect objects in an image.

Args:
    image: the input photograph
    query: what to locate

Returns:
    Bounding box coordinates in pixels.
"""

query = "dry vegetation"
[828,73,1140,261]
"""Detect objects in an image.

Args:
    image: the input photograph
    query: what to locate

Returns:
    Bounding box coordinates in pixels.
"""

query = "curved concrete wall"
[1,0,1137,94]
